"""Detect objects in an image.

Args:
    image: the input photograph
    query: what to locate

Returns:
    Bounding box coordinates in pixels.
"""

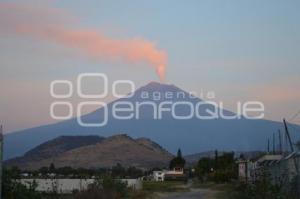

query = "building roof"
[257,154,283,163]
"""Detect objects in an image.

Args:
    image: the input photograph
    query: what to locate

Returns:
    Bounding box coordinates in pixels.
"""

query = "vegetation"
[3,167,148,199]
[21,163,144,179]
[73,176,128,199]
[3,167,41,199]
[230,170,282,199]
[143,181,188,192]
[215,169,300,199]
[195,150,237,183]
[169,148,186,169]
[194,151,300,198]
[71,175,151,199]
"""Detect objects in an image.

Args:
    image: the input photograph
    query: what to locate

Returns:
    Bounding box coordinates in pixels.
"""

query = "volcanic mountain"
[4,82,300,160]
[5,134,173,170]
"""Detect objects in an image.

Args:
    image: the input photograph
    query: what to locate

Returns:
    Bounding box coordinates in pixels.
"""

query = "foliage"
[73,175,128,199]
[225,170,284,199]
[287,175,300,199]
[196,157,214,175]
[169,148,186,169]
[143,181,187,192]
[3,167,41,199]
[195,151,237,183]
[49,163,55,172]
[34,163,145,179]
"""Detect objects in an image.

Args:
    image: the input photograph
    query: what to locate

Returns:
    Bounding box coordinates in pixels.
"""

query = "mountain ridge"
[4,81,300,160]
[5,134,174,170]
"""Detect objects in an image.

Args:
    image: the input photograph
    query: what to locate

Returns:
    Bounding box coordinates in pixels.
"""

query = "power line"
[285,112,300,132]
[288,123,300,133]
[288,110,300,122]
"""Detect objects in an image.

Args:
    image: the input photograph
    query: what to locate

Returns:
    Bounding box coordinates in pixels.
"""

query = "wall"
[19,178,142,193]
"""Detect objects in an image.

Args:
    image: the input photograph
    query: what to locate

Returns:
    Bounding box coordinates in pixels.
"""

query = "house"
[251,154,283,183]
[279,151,300,183]
[237,154,284,183]
[21,173,30,178]
[152,167,186,182]
[164,167,186,181]
[153,171,165,181]
[237,153,300,187]
[152,149,187,182]
[236,159,252,182]
[164,166,186,181]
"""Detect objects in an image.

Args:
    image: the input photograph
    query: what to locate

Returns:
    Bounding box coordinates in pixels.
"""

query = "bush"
[3,167,41,199]
[229,170,284,199]
[73,176,128,199]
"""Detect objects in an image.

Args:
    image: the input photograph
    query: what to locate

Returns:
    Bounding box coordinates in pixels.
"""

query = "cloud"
[0,2,167,81]
[254,86,300,103]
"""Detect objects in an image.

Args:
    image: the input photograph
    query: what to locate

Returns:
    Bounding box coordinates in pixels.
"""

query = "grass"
[192,181,236,199]
[143,181,189,193]
[127,190,150,199]
[42,190,151,199]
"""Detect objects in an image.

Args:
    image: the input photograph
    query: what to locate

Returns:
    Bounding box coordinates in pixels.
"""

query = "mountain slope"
[5,135,104,167]
[136,137,170,154]
[5,134,174,170]
[4,82,300,160]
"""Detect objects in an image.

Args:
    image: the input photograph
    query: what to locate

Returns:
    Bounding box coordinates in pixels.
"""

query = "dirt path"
[156,188,219,199]
[152,180,220,199]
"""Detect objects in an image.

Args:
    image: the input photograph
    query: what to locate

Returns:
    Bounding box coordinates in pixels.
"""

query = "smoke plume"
[0,2,167,81]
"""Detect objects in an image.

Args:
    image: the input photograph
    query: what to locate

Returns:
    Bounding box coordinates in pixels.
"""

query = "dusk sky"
[0,0,300,133]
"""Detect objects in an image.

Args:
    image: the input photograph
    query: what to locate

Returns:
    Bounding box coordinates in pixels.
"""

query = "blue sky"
[0,0,299,132]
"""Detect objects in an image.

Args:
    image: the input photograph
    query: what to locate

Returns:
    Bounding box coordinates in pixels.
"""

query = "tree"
[177,149,182,158]
[39,167,48,175]
[74,175,127,199]
[49,163,56,173]
[195,152,237,183]
[3,167,41,199]
[214,150,219,170]
[169,148,186,169]
[112,163,126,178]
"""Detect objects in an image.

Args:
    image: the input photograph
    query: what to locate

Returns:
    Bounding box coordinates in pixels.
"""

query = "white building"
[153,171,165,181]
[237,154,284,183]
[20,178,142,193]
[152,167,185,182]
[236,159,252,182]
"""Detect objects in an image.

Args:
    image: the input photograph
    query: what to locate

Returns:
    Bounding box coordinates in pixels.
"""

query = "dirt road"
[156,188,219,199]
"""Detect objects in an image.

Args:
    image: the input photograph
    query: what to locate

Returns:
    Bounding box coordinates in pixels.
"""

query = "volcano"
[4,82,300,160]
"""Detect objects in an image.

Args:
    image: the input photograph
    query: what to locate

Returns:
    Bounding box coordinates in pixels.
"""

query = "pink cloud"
[0,2,167,81]
[246,77,300,103]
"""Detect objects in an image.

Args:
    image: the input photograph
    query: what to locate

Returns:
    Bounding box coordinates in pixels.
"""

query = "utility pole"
[273,132,276,154]
[278,129,282,154]
[283,118,299,196]
[267,139,270,154]
[283,119,295,152]
[0,124,2,199]
[283,118,299,172]
[285,128,289,154]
